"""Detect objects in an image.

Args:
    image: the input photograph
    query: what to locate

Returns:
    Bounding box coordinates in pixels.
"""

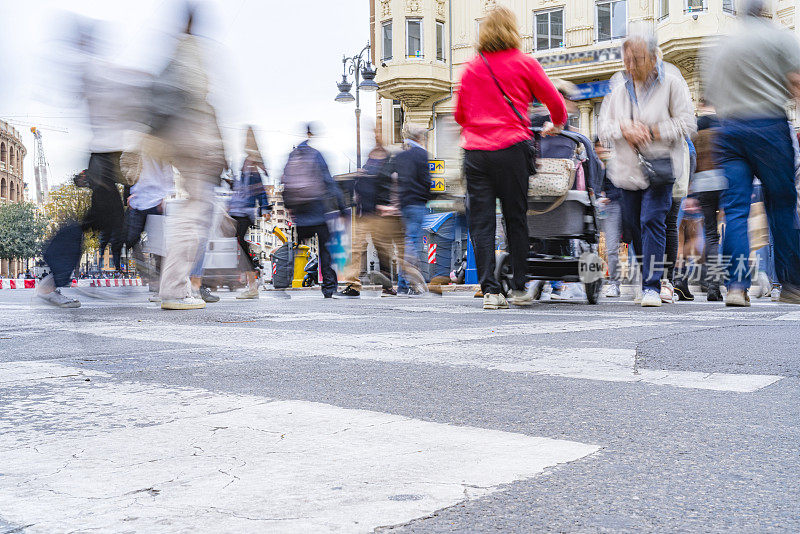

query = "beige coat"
[598,62,696,192]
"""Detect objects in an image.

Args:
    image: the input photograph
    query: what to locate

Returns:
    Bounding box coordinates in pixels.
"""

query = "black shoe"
[706,286,723,302]
[199,286,220,303]
[673,279,694,301]
[381,288,397,297]
[332,285,360,299]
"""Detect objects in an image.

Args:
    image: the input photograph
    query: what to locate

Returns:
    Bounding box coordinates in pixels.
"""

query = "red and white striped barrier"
[0,278,142,289]
[427,244,437,264]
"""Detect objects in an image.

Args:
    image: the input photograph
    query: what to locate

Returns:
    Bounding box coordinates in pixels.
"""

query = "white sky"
[0,0,377,191]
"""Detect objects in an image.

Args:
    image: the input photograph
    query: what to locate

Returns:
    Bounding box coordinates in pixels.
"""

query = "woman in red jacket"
[455,6,567,310]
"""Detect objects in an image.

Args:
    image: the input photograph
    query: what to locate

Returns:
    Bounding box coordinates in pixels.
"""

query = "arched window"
[18,183,23,200]
[0,142,6,169]
[9,147,15,172]
[9,180,15,201]
[1,178,7,199]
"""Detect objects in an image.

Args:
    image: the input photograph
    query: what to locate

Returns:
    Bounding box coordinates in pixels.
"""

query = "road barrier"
[0,278,142,289]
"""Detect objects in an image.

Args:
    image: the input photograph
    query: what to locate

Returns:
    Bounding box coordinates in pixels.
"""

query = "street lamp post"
[335,42,378,170]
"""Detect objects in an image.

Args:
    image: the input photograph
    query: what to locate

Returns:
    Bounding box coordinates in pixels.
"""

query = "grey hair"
[403,125,428,142]
[623,34,660,60]
[740,0,766,17]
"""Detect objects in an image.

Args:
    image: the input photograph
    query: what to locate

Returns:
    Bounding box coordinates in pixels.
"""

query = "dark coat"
[394,144,432,208]
[286,140,346,228]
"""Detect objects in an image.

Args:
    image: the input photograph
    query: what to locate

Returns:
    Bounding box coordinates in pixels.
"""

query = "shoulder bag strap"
[480,53,528,129]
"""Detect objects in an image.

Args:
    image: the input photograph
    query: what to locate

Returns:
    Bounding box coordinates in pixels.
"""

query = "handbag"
[479,53,537,176]
[627,90,675,188]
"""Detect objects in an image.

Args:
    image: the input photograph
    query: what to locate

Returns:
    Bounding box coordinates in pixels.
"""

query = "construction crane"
[30,127,51,205]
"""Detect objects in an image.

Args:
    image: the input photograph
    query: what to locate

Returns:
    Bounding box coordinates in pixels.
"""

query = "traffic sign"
[430,178,445,192]
[428,160,445,174]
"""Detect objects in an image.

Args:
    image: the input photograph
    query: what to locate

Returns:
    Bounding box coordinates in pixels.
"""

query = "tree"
[0,201,49,262]
[41,181,99,252]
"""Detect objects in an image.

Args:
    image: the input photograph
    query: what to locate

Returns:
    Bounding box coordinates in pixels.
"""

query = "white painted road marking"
[58,321,783,393]
[0,363,599,534]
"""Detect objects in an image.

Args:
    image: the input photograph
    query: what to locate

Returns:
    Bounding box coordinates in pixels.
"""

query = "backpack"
[281,145,322,209]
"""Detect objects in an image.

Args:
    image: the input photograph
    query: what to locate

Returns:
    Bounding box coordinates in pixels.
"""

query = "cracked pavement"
[0,287,799,532]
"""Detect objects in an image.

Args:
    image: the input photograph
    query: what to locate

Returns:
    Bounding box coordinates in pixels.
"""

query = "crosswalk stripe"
[56,320,783,393]
[0,362,599,533]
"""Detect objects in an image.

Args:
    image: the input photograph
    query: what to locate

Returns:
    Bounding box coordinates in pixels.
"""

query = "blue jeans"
[717,118,800,289]
[621,185,673,292]
[397,204,427,291]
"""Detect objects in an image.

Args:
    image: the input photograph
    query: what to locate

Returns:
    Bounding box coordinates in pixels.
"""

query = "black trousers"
[233,215,259,271]
[697,190,722,289]
[464,142,530,294]
[44,152,125,287]
[296,223,337,297]
[665,197,680,281]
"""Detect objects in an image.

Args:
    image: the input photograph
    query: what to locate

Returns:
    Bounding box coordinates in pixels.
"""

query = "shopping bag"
[748,201,769,252]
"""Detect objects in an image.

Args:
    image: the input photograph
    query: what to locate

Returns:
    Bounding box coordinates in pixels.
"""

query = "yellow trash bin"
[292,245,310,288]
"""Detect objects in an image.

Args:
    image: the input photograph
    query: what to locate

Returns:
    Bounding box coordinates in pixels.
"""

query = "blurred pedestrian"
[392,125,432,298]
[229,126,271,300]
[37,25,141,308]
[123,138,175,302]
[455,6,567,310]
[154,7,226,310]
[335,134,399,298]
[281,123,346,298]
[683,105,725,302]
[599,34,695,308]
[596,138,624,297]
[703,0,800,306]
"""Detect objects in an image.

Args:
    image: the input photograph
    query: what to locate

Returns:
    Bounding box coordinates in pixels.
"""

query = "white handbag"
[528,158,575,198]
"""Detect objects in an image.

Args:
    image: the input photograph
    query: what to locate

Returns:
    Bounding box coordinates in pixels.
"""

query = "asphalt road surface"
[1,286,799,533]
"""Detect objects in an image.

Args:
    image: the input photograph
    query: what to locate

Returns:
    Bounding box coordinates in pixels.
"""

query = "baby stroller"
[495,129,604,304]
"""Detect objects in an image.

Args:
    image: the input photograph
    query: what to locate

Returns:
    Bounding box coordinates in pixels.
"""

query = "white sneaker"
[236,286,260,299]
[509,289,533,306]
[37,288,80,308]
[148,293,162,303]
[754,272,771,298]
[634,286,643,304]
[483,293,509,310]
[161,297,206,310]
[660,280,675,304]
[771,285,782,301]
[641,289,662,307]
[604,283,621,298]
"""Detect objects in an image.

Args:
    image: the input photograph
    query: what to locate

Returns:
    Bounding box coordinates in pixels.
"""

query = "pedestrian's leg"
[639,185,672,292]
[399,205,427,291]
[464,150,501,294]
[602,201,622,286]
[495,144,530,292]
[160,176,213,300]
[314,224,337,297]
[343,215,369,291]
[750,121,800,287]
[42,223,84,289]
[621,189,643,285]
[664,198,680,281]
[698,191,722,290]
[371,215,396,289]
[717,127,754,290]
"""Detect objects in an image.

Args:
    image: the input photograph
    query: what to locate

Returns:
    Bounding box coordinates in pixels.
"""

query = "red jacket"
[455,48,567,151]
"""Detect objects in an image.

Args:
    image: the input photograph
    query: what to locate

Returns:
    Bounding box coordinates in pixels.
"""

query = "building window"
[436,21,445,62]
[406,18,423,59]
[568,114,580,131]
[596,0,627,42]
[723,0,735,13]
[658,0,669,20]
[392,100,405,144]
[534,9,564,51]
[684,0,706,12]
[382,21,393,61]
